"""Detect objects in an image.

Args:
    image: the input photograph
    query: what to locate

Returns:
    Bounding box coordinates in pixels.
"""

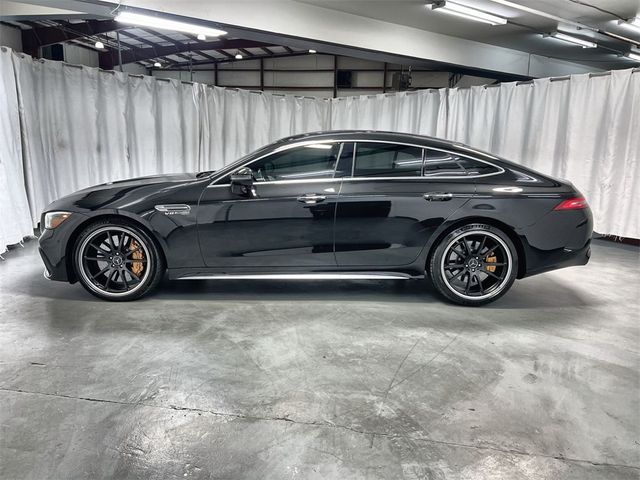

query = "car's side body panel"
[197,180,340,268]
[38,130,592,288]
[39,176,210,281]
[334,178,474,267]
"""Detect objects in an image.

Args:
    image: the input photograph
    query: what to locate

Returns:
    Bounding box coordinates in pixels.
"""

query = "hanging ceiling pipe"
[116,30,123,72]
[484,0,640,47]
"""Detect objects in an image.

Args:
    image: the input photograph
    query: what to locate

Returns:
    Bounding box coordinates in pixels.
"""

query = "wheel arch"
[426,216,527,279]
[64,212,168,283]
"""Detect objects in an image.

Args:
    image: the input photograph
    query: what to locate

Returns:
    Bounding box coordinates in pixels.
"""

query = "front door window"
[249,143,341,182]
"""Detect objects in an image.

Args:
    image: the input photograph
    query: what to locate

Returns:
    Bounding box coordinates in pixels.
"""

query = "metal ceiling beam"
[98,38,273,69]
[137,27,185,46]
[215,49,234,59]
[21,19,124,56]
[194,50,218,62]
[166,51,311,69]
[117,29,158,48]
[175,53,195,62]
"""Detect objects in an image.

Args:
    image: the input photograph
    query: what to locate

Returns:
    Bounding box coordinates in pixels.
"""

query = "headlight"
[44,211,72,229]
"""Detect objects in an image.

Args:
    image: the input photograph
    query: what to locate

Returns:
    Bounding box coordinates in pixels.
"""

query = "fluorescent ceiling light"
[197,33,206,41]
[429,1,507,26]
[618,17,640,31]
[235,53,243,59]
[625,51,640,62]
[94,40,104,49]
[308,49,317,54]
[115,11,227,37]
[547,31,597,48]
[153,61,161,67]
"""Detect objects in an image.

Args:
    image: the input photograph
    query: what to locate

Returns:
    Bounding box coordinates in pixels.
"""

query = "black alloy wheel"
[429,223,518,306]
[74,220,164,301]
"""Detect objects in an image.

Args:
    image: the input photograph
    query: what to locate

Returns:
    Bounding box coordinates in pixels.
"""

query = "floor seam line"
[1,386,638,471]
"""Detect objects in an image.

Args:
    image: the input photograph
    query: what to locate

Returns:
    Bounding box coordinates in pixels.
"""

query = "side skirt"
[174,272,423,281]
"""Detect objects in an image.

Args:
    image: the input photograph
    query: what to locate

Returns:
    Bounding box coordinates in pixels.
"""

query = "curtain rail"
[10,51,331,101]
[10,49,638,101]
[336,67,640,99]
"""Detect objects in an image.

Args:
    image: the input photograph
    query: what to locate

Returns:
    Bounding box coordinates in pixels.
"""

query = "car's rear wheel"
[429,223,517,306]
[73,219,164,301]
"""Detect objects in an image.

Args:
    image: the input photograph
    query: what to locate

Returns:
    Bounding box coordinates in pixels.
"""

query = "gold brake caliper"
[485,256,497,273]
[129,240,144,276]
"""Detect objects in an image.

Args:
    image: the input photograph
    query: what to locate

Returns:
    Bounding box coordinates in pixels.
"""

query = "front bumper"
[38,212,89,282]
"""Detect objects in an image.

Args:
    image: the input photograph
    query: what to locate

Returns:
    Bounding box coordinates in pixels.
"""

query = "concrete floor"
[0,238,638,479]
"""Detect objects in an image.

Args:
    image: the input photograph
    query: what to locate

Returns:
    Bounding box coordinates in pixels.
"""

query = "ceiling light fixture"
[545,31,597,48]
[153,61,162,67]
[619,17,640,32]
[308,49,317,54]
[115,11,227,37]
[94,40,104,49]
[235,53,243,60]
[197,33,206,41]
[625,51,640,62]
[428,1,507,26]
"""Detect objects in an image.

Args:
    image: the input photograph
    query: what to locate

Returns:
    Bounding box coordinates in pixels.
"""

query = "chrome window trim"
[423,145,505,178]
[352,141,425,179]
[208,138,505,188]
[209,139,342,186]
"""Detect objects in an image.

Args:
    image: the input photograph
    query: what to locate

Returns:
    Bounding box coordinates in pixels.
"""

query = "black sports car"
[39,130,592,305]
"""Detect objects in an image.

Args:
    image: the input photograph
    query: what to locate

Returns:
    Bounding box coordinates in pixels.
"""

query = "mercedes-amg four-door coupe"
[39,131,592,305]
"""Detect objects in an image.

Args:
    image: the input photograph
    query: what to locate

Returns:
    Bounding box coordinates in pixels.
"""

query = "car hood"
[78,173,198,192]
[43,173,200,215]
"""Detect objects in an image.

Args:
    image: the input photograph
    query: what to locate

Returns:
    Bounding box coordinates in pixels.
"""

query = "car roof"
[276,130,459,148]
[271,130,504,163]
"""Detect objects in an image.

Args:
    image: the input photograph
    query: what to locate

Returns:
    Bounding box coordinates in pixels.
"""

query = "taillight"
[554,197,588,211]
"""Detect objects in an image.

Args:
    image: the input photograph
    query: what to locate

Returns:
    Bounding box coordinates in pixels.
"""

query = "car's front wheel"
[73,219,164,301]
[429,223,518,306]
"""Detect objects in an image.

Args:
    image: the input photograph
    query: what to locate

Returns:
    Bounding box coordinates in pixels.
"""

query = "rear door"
[334,142,475,267]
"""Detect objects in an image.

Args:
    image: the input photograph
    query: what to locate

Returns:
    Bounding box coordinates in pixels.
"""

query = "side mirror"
[230,167,254,196]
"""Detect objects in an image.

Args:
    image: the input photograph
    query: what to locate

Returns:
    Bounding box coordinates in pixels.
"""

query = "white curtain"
[440,70,640,239]
[0,47,32,252]
[332,89,442,136]
[331,70,640,238]
[10,51,330,226]
[1,46,638,247]
[201,86,330,172]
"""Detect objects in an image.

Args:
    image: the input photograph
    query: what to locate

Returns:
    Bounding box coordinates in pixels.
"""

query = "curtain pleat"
[9,52,330,229]
[331,72,639,238]
[0,47,32,252]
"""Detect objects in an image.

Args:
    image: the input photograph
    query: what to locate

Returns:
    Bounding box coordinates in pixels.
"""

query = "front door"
[334,142,475,267]
[197,142,350,268]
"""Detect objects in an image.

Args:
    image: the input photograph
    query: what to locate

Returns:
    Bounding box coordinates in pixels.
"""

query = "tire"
[428,223,518,306]
[73,218,165,301]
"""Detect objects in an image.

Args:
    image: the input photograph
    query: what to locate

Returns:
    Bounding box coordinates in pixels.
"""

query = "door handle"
[297,194,327,204]
[423,192,453,201]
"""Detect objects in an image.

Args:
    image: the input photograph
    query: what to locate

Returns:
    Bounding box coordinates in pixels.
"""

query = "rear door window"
[423,149,466,177]
[424,148,500,177]
[353,143,424,177]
